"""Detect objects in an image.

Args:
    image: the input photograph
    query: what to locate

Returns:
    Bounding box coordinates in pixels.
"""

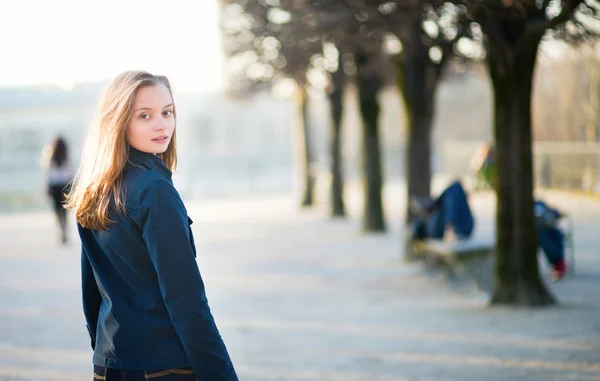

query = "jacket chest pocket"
[187,217,197,257]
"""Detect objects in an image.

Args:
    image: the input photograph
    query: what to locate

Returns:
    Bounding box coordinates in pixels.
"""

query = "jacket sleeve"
[139,180,238,381]
[81,244,101,350]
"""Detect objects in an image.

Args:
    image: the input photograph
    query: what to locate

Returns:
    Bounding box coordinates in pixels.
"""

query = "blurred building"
[1,55,599,212]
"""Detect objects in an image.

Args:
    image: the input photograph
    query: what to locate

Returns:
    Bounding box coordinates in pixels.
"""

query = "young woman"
[42,136,72,244]
[66,71,238,381]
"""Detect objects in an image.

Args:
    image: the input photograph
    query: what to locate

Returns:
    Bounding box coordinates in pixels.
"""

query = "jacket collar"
[127,146,172,181]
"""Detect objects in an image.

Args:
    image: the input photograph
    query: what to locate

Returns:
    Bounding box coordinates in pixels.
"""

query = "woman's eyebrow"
[134,104,173,112]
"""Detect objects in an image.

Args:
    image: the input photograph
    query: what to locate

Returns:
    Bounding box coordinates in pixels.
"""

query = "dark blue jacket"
[78,147,238,380]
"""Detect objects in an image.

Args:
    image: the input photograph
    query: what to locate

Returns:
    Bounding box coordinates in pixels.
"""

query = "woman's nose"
[153,120,167,131]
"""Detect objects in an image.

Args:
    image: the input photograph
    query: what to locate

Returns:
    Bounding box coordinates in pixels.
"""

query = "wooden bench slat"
[414,239,493,263]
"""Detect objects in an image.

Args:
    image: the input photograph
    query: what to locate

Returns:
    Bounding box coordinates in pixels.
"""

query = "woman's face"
[127,84,175,154]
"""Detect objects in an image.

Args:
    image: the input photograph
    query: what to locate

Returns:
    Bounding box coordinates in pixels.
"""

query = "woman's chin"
[148,143,170,154]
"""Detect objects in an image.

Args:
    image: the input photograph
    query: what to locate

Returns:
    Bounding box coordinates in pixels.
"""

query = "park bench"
[408,237,495,293]
[412,221,575,278]
[411,238,494,278]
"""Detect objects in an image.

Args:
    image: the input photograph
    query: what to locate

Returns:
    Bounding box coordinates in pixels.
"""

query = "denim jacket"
[78,147,238,381]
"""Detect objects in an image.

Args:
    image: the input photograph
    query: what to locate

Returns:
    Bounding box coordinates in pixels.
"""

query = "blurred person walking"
[41,136,72,244]
[65,71,238,381]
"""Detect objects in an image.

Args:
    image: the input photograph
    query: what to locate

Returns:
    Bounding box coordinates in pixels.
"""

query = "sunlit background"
[0,0,300,210]
[0,0,223,92]
[2,0,600,212]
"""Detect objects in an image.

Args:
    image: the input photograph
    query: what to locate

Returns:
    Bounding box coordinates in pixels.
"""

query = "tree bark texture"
[357,51,386,232]
[329,86,346,217]
[295,86,316,208]
[397,25,441,223]
[486,29,555,306]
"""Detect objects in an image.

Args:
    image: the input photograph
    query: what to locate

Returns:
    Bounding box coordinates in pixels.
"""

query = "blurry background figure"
[41,136,73,244]
[410,180,475,242]
[534,200,568,281]
[470,142,496,191]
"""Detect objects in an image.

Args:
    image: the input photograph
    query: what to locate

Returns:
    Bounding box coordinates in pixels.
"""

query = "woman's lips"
[152,136,169,143]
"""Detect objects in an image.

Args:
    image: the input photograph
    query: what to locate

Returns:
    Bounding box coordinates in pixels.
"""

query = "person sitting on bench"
[410,181,475,241]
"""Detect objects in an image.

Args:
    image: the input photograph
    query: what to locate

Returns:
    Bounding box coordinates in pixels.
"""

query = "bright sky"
[0,0,223,93]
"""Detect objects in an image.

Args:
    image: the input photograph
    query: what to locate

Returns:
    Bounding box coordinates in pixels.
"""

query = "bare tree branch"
[526,0,585,36]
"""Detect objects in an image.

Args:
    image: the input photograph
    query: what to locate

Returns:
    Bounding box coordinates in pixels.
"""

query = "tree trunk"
[329,87,345,217]
[295,86,315,207]
[360,95,386,232]
[487,34,555,306]
[356,51,386,232]
[397,42,439,223]
[396,21,446,261]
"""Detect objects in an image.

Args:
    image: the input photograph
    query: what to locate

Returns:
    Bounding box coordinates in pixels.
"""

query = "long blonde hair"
[66,70,177,230]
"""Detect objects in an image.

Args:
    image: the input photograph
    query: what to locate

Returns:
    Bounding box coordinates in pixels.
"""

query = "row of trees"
[219,0,600,306]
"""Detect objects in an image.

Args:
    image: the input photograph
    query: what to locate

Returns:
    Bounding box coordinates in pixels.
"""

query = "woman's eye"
[163,110,173,117]
[140,113,150,120]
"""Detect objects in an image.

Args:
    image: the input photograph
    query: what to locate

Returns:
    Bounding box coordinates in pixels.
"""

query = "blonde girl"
[67,71,238,381]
